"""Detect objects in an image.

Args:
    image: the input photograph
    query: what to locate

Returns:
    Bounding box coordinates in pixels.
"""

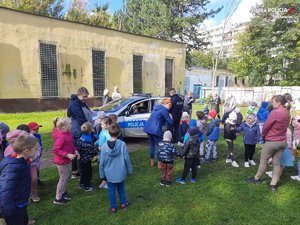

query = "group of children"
[51,114,132,215]
[0,112,132,224]
[156,100,300,186]
[1,98,300,224]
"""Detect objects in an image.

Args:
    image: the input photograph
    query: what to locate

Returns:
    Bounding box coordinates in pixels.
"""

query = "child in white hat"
[157,131,180,187]
[224,112,239,167]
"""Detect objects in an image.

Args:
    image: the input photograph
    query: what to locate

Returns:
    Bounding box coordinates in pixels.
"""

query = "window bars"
[92,50,105,97]
[40,43,58,97]
[133,55,143,93]
[165,59,173,96]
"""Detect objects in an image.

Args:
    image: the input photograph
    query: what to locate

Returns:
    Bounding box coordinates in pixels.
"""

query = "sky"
[64,0,263,27]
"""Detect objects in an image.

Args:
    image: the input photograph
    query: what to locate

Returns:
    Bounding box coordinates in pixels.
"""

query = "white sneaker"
[265,171,272,178]
[244,162,250,168]
[249,160,256,166]
[99,183,108,189]
[231,161,239,167]
[226,159,232,164]
[291,175,300,181]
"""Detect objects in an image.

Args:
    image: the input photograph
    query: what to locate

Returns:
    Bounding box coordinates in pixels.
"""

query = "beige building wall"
[0,7,186,101]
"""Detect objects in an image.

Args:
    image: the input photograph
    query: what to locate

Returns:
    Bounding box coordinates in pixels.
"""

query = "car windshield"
[98,98,134,113]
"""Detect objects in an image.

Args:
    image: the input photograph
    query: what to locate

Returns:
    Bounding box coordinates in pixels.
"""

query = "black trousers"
[79,161,92,187]
[168,119,180,143]
[181,158,198,180]
[244,144,256,162]
[5,207,28,225]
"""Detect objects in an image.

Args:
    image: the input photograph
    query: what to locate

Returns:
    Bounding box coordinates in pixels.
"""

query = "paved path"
[41,138,149,169]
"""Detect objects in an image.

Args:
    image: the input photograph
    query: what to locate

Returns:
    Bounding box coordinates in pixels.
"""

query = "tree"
[0,0,64,18]
[113,0,222,66]
[229,0,300,86]
[89,3,112,28]
[65,0,89,23]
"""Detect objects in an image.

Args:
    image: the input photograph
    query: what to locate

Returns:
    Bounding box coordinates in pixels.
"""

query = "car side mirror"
[125,111,130,117]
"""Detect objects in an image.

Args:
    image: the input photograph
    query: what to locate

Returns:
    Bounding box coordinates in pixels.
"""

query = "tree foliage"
[190,50,229,69]
[65,0,113,28]
[0,0,64,18]
[65,0,89,23]
[229,0,300,86]
[89,3,112,28]
[113,0,222,66]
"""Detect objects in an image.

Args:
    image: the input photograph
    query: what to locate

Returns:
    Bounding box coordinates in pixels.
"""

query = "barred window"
[215,76,219,87]
[133,55,143,93]
[92,50,105,97]
[165,59,173,96]
[40,43,58,97]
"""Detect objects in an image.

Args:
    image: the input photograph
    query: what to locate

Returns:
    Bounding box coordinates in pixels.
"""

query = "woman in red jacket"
[246,95,290,192]
[52,118,78,204]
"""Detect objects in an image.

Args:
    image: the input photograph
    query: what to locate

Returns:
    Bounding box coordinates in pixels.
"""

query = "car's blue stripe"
[119,120,147,129]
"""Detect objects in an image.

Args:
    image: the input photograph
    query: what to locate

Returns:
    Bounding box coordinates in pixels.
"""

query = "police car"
[94,94,166,138]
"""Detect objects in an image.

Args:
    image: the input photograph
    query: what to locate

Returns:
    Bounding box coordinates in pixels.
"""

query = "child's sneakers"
[30,192,40,203]
[84,186,93,192]
[176,178,185,184]
[291,175,300,181]
[109,208,117,214]
[190,177,197,183]
[159,180,166,186]
[244,162,250,168]
[99,183,108,189]
[249,160,256,166]
[225,159,232,164]
[165,181,171,187]
[71,173,80,179]
[62,192,71,201]
[120,202,129,210]
[231,161,239,168]
[53,197,68,205]
[176,177,185,184]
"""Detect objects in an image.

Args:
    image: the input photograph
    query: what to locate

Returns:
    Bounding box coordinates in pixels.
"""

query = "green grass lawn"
[0,111,64,150]
[30,141,299,225]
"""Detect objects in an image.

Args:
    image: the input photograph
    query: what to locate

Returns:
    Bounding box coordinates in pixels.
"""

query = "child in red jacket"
[52,118,78,205]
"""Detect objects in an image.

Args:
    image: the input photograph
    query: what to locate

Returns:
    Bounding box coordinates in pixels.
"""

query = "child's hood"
[7,129,28,143]
[53,128,70,139]
[105,140,122,157]
[189,134,199,144]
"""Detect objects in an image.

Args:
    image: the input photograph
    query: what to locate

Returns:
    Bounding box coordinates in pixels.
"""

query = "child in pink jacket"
[52,118,78,204]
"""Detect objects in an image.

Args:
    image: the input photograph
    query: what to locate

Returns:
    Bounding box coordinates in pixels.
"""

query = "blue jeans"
[108,181,127,209]
[147,134,162,160]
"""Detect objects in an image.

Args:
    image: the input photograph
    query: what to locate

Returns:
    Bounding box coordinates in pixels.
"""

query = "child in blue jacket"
[99,123,132,214]
[204,110,220,162]
[236,113,261,168]
[257,101,270,132]
[0,134,38,225]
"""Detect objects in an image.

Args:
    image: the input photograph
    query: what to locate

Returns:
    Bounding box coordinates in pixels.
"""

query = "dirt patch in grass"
[41,138,149,169]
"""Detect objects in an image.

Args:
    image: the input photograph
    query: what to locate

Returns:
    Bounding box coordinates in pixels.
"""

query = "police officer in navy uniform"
[168,88,184,143]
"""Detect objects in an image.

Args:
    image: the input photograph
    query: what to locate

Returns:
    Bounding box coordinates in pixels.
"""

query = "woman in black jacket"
[67,87,92,178]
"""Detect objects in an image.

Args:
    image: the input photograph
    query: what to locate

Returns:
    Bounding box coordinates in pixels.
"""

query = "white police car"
[93,94,166,138]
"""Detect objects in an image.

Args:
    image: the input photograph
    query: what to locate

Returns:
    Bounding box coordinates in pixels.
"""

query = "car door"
[122,99,151,138]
